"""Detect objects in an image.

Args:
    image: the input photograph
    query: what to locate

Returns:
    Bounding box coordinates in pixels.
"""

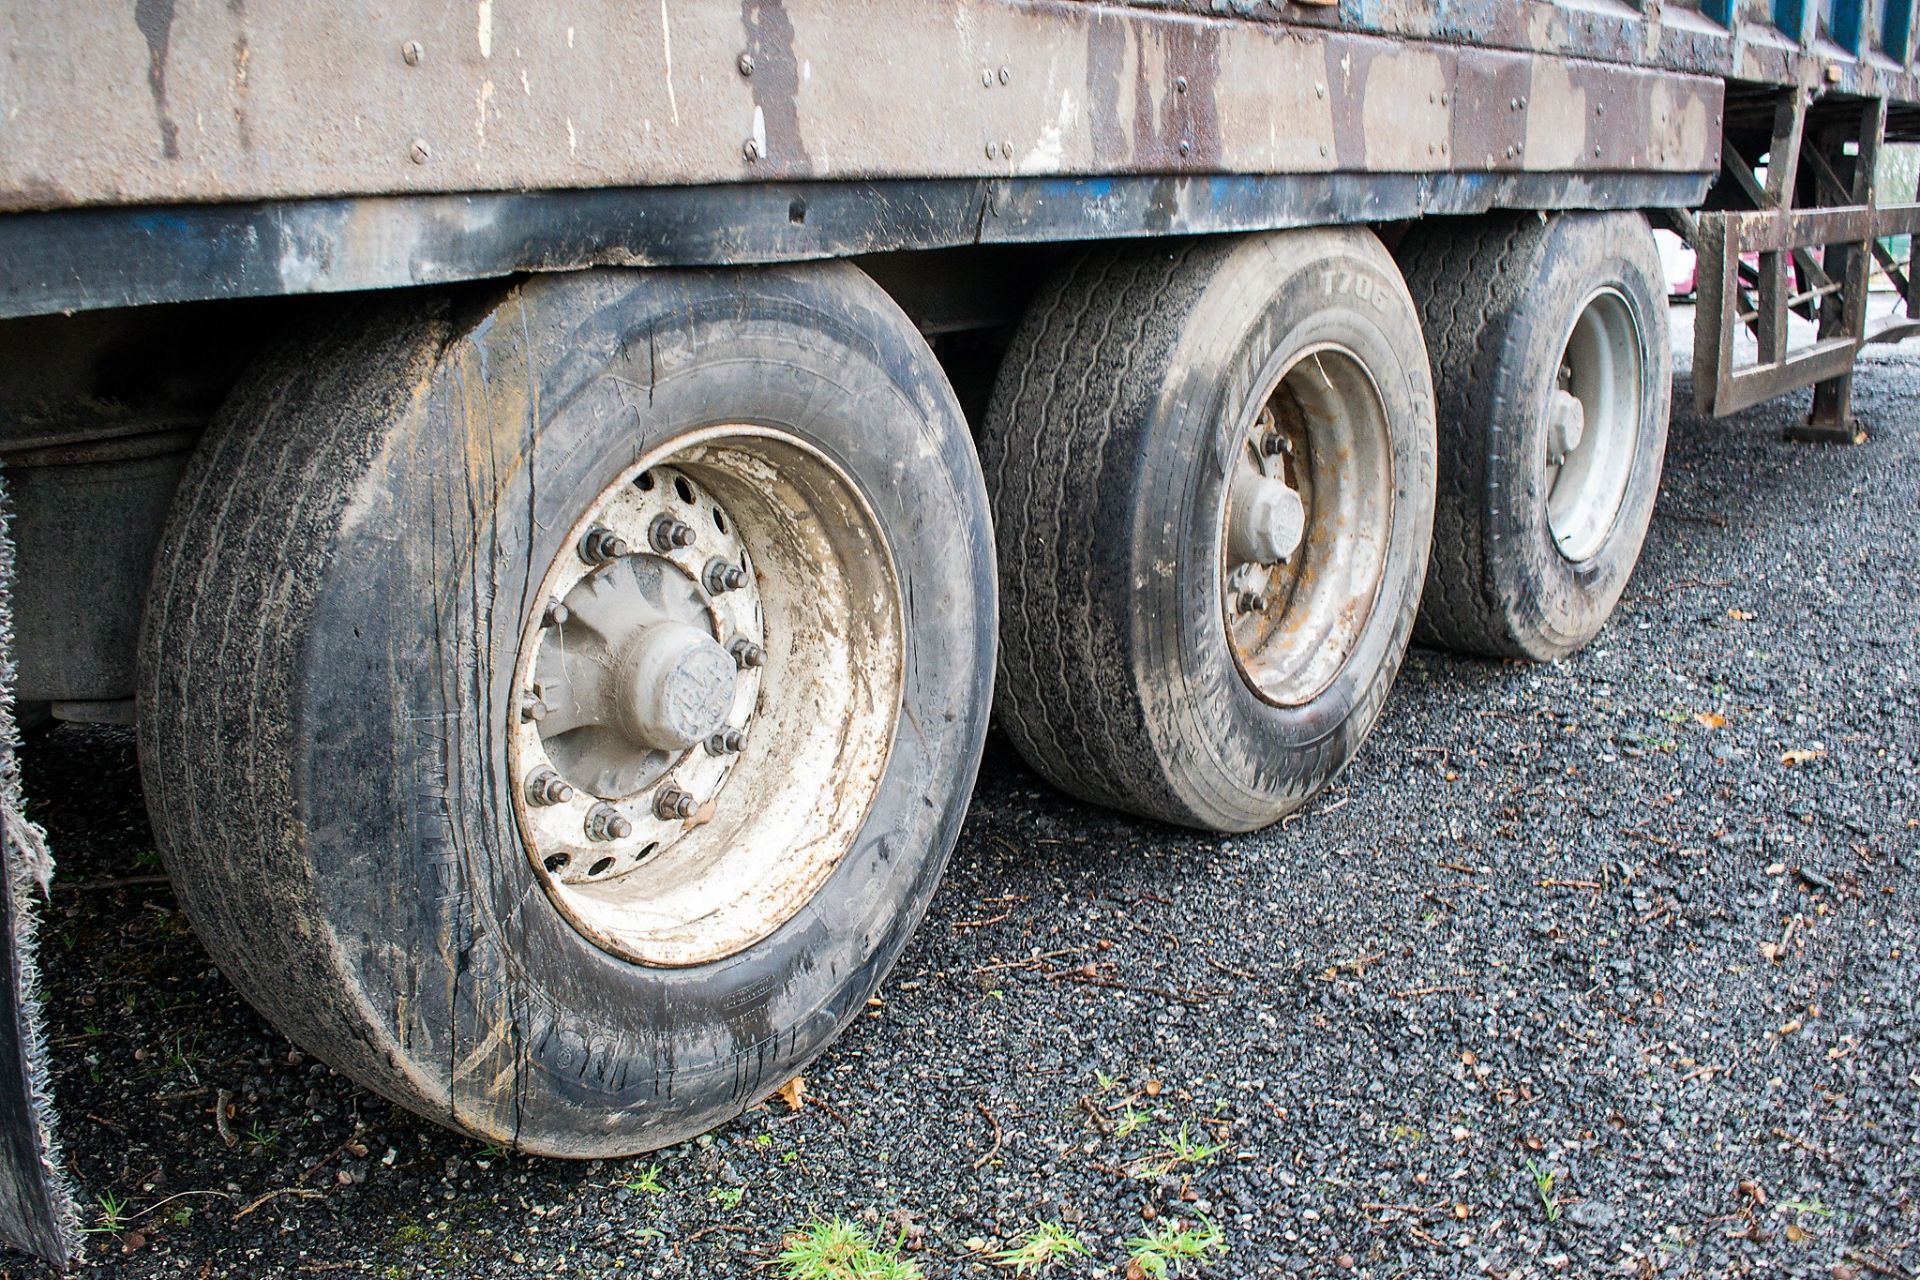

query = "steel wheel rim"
[1546,287,1644,563]
[509,426,904,968]
[1221,345,1395,707]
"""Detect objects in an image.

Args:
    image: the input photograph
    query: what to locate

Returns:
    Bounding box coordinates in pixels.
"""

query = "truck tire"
[136,263,994,1155]
[980,230,1436,832]
[1398,212,1671,660]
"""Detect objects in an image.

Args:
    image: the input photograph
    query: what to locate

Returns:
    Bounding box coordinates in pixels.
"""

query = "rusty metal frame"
[1692,92,1919,426]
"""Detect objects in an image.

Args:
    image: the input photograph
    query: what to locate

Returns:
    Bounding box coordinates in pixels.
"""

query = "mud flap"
[0,483,79,1266]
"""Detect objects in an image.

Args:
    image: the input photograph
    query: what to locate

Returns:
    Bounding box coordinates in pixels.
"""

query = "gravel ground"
[8,320,1919,1279]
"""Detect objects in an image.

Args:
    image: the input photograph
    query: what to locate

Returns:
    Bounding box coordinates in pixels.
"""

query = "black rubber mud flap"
[0,488,80,1267]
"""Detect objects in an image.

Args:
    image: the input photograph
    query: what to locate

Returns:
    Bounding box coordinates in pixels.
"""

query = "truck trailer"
[1,0,1916,1264]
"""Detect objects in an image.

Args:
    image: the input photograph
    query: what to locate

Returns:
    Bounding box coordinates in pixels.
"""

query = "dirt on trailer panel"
[0,1,1722,213]
[10,324,1919,1279]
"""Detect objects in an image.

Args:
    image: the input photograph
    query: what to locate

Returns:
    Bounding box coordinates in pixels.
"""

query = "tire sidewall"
[1135,230,1436,830]
[297,265,992,1152]
[1485,213,1671,659]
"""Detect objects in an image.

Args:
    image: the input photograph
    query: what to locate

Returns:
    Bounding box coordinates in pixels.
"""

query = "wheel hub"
[506,428,904,969]
[1220,348,1395,708]
[514,464,764,883]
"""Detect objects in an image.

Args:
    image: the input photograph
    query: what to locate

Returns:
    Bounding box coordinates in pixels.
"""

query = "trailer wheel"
[137,264,994,1154]
[981,230,1435,831]
[1399,212,1671,660]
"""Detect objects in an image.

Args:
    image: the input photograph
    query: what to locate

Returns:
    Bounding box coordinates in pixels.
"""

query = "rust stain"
[133,0,181,159]
[741,0,811,171]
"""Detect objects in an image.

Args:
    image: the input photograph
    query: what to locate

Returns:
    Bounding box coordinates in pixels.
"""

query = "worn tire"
[137,264,994,1155]
[1398,211,1671,660]
[980,230,1436,832]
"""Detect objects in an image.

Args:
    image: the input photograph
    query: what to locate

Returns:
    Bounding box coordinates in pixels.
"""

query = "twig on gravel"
[971,1101,1003,1170]
[1389,984,1468,999]
[807,1096,853,1129]
[295,1120,367,1186]
[973,949,1079,975]
[951,911,1011,931]
[1676,1064,1729,1083]
[1045,968,1220,1006]
[1437,861,1478,875]
[1769,1126,1831,1161]
[1846,1250,1917,1279]
[128,1190,233,1225]
[1078,1096,1114,1136]
[1203,954,1258,982]
[85,1112,126,1133]
[1539,879,1603,891]
[230,1188,323,1221]
[54,874,170,893]
[213,1089,237,1148]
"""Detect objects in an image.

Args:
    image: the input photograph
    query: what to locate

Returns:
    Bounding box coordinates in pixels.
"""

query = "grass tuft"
[777,1215,922,1280]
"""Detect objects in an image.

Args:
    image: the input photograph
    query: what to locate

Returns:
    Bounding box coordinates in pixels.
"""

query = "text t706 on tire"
[1398,211,1672,660]
[137,263,995,1155]
[981,229,1437,832]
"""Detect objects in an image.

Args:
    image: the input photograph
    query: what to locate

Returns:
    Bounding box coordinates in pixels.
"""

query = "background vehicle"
[2,1,1917,1264]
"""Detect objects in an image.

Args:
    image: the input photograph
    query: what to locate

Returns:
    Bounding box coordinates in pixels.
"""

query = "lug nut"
[649,515,697,553]
[542,598,571,627]
[579,525,630,564]
[525,768,575,807]
[706,727,747,756]
[704,558,749,594]
[1239,591,1269,612]
[1260,431,1293,457]
[729,639,765,669]
[654,786,698,820]
[585,803,632,842]
[520,696,549,723]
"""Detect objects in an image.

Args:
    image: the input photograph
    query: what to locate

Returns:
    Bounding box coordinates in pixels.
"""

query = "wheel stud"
[649,515,697,553]
[654,786,697,820]
[729,638,765,669]
[585,803,632,841]
[1238,591,1269,612]
[706,727,746,756]
[542,598,571,627]
[704,558,748,594]
[520,696,549,723]
[579,525,630,564]
[1260,431,1293,458]
[525,767,575,806]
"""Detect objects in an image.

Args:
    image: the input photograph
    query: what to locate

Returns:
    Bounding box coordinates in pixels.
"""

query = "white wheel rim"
[508,426,903,968]
[1546,288,1644,563]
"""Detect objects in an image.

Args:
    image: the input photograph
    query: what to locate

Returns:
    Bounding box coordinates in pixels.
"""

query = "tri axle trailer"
[2,0,1917,1265]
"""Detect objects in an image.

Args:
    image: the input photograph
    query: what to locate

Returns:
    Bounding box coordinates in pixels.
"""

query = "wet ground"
[9,320,1919,1279]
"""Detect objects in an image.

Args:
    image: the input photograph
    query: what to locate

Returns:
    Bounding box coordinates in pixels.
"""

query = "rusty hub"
[1221,346,1395,707]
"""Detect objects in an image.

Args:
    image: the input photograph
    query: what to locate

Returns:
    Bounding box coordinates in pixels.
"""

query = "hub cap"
[1546,287,1644,563]
[1221,347,1395,707]
[510,428,903,967]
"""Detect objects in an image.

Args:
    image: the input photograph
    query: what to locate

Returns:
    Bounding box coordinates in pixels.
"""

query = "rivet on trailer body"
[1315,83,1326,98]
[1175,75,1189,93]
[1178,139,1191,156]
[1320,143,1329,157]
[985,140,998,159]
[1001,140,1013,159]
[742,138,761,162]
[408,139,430,165]
[999,65,1011,84]
[401,40,423,66]
[738,51,755,76]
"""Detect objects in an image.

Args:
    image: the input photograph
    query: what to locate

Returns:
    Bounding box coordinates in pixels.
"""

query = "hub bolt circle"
[585,803,632,842]
[730,639,765,669]
[579,525,630,564]
[525,767,575,807]
[649,515,698,553]
[521,696,549,723]
[542,599,571,627]
[706,727,747,756]
[655,786,698,821]
[704,558,749,594]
